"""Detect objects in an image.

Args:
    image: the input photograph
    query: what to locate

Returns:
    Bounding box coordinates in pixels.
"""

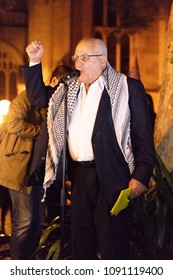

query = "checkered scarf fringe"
[42,63,134,200]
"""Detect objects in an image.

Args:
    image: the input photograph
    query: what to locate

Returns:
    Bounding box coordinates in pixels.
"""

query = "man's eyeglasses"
[71,54,103,62]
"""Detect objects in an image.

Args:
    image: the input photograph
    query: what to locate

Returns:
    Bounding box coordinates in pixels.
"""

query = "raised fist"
[26,40,44,63]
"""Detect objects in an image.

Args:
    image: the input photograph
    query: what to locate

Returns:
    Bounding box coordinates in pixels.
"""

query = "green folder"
[110,188,131,216]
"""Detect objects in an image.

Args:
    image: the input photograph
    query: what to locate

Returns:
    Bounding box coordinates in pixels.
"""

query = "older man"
[22,37,155,260]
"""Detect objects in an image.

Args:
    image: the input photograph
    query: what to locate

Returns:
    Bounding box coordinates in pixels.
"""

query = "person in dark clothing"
[23,38,156,260]
[27,65,73,223]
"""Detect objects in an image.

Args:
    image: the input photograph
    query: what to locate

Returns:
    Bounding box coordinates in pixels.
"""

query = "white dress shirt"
[68,77,104,161]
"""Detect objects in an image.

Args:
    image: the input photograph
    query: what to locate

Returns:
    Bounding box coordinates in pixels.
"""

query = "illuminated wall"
[0,0,171,112]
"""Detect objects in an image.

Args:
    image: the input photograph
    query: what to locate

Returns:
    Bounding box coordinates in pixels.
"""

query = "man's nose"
[75,59,84,67]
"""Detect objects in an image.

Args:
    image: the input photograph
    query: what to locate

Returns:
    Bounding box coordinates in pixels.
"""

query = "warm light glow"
[0,99,11,116]
[0,99,11,124]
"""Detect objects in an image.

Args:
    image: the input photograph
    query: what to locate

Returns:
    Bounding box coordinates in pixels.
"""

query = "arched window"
[0,51,18,101]
[93,0,103,26]
[0,71,5,100]
[107,33,116,69]
[93,0,129,74]
[10,72,17,100]
[121,34,129,75]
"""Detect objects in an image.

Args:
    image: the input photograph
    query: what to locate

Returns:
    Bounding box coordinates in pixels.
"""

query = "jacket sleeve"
[128,77,156,187]
[7,95,40,139]
[21,63,55,108]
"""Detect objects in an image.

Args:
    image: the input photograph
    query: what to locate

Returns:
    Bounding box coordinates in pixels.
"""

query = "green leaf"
[38,223,60,249]
[46,240,60,260]
[155,197,167,249]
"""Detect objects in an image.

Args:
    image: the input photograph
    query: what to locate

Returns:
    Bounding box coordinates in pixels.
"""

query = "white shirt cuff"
[29,61,40,67]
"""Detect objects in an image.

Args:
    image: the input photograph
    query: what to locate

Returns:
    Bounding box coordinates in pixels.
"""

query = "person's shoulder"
[11,90,27,102]
[127,76,143,86]
[17,90,27,98]
[126,76,145,93]
[11,91,31,109]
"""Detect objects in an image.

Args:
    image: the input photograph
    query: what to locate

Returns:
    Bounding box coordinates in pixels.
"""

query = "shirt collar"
[81,76,105,92]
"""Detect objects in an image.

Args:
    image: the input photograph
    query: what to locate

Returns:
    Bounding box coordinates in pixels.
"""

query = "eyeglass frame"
[71,54,103,62]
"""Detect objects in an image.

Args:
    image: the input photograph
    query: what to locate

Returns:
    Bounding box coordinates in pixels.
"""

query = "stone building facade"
[0,0,171,112]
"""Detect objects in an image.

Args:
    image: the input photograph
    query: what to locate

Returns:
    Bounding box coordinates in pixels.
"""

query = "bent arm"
[22,40,54,108]
[22,63,54,108]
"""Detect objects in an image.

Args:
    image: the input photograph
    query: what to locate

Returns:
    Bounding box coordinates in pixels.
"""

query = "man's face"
[73,41,107,85]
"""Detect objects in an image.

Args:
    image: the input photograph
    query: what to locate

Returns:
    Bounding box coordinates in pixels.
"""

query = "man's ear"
[101,54,107,68]
[50,76,58,87]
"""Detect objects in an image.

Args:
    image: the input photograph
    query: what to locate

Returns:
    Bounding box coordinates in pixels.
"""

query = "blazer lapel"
[92,88,112,138]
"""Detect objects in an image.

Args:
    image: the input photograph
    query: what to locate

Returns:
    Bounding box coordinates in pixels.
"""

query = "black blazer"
[22,63,156,205]
[22,63,55,183]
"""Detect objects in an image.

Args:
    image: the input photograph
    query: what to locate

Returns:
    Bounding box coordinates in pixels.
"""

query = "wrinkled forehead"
[75,41,99,55]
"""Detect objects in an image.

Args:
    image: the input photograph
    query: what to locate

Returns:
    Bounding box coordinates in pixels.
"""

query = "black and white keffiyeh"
[42,62,135,200]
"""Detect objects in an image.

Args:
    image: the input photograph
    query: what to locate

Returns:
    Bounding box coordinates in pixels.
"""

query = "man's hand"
[26,40,44,63]
[128,178,147,199]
